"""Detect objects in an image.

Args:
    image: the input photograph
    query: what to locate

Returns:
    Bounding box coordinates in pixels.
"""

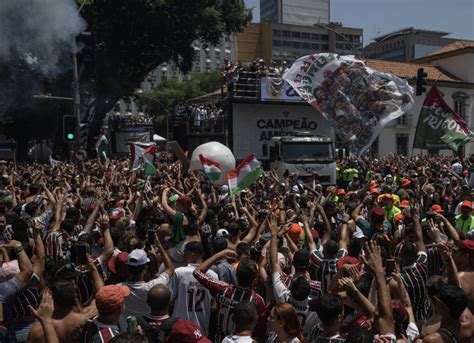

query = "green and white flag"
[199,154,221,182]
[95,134,109,160]
[227,154,263,195]
[413,86,473,151]
[130,143,157,176]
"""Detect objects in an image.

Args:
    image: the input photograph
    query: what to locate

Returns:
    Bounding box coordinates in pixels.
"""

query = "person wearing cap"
[80,285,130,342]
[107,252,129,284]
[380,194,401,226]
[142,284,211,343]
[455,201,474,235]
[119,238,174,327]
[168,242,218,336]
[352,198,386,239]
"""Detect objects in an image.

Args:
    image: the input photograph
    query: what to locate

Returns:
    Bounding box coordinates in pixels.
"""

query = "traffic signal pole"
[72,36,81,145]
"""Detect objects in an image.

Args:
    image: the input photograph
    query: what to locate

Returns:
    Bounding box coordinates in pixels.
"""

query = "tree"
[0,0,251,159]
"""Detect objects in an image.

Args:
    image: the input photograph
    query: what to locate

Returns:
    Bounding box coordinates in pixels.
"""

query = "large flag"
[95,134,109,160]
[130,143,157,176]
[49,155,60,168]
[283,53,414,157]
[199,154,221,182]
[227,154,263,195]
[414,85,473,151]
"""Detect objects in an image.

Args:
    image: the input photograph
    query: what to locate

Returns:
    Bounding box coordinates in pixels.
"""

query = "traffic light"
[63,115,76,142]
[416,68,428,96]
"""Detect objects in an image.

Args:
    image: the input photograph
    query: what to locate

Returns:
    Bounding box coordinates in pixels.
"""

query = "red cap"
[399,200,410,209]
[336,188,346,196]
[177,195,193,209]
[310,229,320,241]
[370,188,380,195]
[288,223,304,242]
[401,178,411,187]
[336,256,360,271]
[461,200,472,210]
[461,240,474,253]
[95,285,130,314]
[167,319,211,343]
[394,213,404,223]
[369,207,385,225]
[107,252,129,277]
[431,204,444,213]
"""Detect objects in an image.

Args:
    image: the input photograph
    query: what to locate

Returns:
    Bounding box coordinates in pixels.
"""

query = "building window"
[397,114,406,125]
[311,43,320,50]
[292,41,301,49]
[301,32,310,39]
[302,42,311,50]
[321,44,329,51]
[452,92,469,119]
[282,30,291,37]
[273,40,281,47]
[336,43,344,49]
[273,30,282,37]
[291,31,301,38]
[320,34,329,41]
[282,40,292,47]
[311,33,320,40]
[396,134,409,155]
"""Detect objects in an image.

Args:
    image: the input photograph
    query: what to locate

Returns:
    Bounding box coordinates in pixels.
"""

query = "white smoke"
[0,0,87,77]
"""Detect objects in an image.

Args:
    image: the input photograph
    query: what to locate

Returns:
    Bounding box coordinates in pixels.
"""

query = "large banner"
[283,53,414,156]
[115,130,152,153]
[413,86,473,150]
[260,77,303,102]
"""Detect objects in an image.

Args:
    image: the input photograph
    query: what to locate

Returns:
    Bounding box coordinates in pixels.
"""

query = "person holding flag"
[95,129,109,161]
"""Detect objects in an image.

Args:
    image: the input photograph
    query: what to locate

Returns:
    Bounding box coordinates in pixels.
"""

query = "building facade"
[235,21,363,64]
[373,41,474,157]
[260,0,330,26]
[363,27,463,62]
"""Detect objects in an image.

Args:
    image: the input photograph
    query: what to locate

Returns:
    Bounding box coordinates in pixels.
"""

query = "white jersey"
[272,272,320,342]
[169,263,218,336]
[221,335,256,343]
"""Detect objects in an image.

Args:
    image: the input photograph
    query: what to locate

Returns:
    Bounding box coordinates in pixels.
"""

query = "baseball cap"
[95,285,130,313]
[127,249,150,267]
[216,229,229,239]
[401,178,411,187]
[177,195,193,209]
[293,249,310,269]
[369,207,385,225]
[461,200,473,209]
[108,252,129,277]
[399,200,410,209]
[288,223,304,242]
[167,320,211,343]
[370,188,380,195]
[336,188,346,196]
[431,204,444,213]
[336,256,360,271]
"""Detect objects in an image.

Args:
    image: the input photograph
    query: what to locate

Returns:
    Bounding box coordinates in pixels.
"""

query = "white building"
[370,41,474,157]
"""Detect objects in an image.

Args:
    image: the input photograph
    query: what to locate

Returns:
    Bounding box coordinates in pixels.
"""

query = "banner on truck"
[115,131,152,153]
[260,77,303,102]
[283,53,415,156]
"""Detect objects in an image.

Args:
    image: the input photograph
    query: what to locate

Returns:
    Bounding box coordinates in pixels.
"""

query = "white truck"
[267,132,336,184]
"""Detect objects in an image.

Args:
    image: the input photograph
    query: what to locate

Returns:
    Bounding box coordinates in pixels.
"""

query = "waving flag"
[130,143,157,176]
[49,155,61,168]
[199,154,221,182]
[414,85,474,151]
[227,154,263,195]
[95,134,109,160]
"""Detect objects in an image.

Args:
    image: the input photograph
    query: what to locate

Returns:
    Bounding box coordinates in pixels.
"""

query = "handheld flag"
[227,154,263,195]
[199,154,222,182]
[130,143,157,176]
[413,86,473,151]
[49,155,61,168]
[95,134,109,160]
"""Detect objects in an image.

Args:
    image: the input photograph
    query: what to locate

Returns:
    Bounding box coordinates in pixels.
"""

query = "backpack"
[144,317,179,343]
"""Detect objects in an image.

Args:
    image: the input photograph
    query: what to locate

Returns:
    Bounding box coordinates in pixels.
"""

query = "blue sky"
[244,0,474,45]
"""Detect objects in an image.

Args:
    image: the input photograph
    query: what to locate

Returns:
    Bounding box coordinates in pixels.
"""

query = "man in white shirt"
[169,241,218,336]
[119,240,174,327]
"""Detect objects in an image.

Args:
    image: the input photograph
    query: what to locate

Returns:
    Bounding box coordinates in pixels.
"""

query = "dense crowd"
[108,114,153,130]
[0,152,473,343]
[174,104,224,130]
[222,58,289,80]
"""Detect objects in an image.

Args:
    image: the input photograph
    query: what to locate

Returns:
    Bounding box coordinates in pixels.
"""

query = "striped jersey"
[400,251,429,323]
[310,248,348,294]
[81,317,121,343]
[169,264,218,336]
[44,229,70,260]
[193,269,266,341]
[425,244,443,277]
[278,271,322,301]
[272,272,320,342]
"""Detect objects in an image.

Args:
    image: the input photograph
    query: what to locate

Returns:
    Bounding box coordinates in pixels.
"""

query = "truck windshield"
[281,142,334,162]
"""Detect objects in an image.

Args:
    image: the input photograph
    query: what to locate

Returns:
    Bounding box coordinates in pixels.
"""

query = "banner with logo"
[283,53,415,156]
[413,85,473,151]
[260,77,303,102]
[115,130,152,153]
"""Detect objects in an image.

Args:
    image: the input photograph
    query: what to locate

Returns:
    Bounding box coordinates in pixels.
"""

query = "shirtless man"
[27,280,97,343]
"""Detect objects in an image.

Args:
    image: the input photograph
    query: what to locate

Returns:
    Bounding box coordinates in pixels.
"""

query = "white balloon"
[189,141,236,185]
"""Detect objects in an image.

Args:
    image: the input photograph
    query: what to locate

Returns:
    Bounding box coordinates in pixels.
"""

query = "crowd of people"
[108,114,153,130]
[0,152,473,343]
[174,104,224,132]
[222,58,290,80]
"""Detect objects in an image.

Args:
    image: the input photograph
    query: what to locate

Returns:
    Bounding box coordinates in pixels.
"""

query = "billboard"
[260,77,303,102]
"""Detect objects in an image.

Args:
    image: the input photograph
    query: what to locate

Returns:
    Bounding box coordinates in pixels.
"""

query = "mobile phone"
[147,229,156,244]
[75,243,89,266]
[385,259,395,277]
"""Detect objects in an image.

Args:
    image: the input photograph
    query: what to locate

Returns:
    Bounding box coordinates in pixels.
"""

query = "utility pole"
[72,36,81,145]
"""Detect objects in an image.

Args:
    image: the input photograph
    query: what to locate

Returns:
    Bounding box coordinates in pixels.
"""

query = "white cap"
[221,185,229,193]
[216,229,229,239]
[385,174,392,179]
[127,249,150,266]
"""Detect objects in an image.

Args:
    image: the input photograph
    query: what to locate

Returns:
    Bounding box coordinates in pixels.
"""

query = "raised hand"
[28,289,54,322]
[361,241,384,274]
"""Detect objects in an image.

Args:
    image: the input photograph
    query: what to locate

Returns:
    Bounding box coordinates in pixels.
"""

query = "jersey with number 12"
[169,264,218,336]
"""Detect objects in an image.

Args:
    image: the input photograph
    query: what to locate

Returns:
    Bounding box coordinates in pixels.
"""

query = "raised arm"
[316,203,333,245]
[196,190,208,226]
[32,220,46,285]
[241,207,259,243]
[302,215,317,252]
[269,217,281,273]
[412,211,426,253]
[161,188,177,217]
[155,236,174,276]
[9,240,33,287]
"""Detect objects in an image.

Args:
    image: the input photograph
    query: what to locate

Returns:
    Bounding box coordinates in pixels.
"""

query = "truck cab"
[268,132,336,184]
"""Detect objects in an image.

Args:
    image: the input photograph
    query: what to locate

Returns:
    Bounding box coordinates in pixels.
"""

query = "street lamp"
[134,89,169,142]
[314,23,361,59]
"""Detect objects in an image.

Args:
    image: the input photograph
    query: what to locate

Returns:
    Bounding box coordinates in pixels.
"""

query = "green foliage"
[137,70,222,118]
